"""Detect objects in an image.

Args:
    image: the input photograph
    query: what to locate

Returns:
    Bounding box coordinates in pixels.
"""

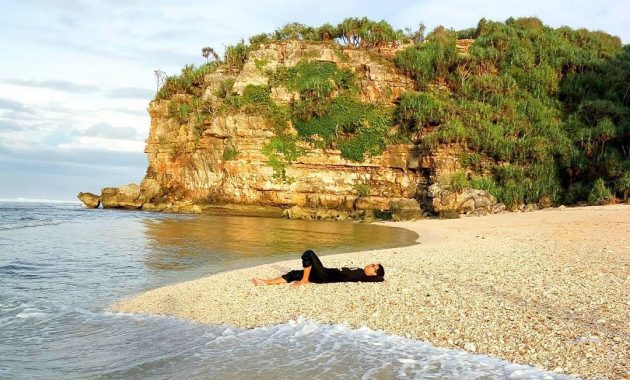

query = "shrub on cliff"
[262,136,302,182]
[337,17,406,48]
[156,62,218,100]
[224,40,251,69]
[394,28,459,88]
[220,18,407,71]
[394,17,628,206]
[397,92,449,129]
[279,60,393,161]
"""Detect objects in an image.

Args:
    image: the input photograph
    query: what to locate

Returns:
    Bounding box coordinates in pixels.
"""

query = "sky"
[1,0,628,201]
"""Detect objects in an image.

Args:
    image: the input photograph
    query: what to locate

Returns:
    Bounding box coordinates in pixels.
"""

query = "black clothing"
[281,250,384,283]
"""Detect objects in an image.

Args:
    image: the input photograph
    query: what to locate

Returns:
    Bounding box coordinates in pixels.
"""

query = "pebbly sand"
[110,204,629,379]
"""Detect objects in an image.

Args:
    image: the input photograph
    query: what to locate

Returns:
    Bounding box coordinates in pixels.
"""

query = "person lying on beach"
[252,250,385,286]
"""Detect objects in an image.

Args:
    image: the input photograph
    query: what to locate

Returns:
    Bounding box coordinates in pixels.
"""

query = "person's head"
[364,263,385,277]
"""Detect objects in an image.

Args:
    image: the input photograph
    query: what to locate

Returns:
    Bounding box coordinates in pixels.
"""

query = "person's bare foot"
[252,278,266,286]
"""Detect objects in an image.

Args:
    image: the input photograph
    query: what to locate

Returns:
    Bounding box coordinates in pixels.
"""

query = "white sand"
[110,204,630,379]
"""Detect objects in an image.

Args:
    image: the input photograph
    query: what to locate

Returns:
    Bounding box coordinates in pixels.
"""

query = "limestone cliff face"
[136,41,473,220]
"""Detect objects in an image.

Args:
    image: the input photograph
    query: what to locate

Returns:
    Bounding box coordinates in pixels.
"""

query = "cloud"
[0,142,147,169]
[106,107,148,117]
[80,122,138,140]
[108,87,155,99]
[1,78,99,93]
[0,119,26,131]
[0,97,35,115]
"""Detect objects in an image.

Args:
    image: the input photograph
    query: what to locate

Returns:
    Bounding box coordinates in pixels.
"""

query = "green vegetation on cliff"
[154,17,629,207]
[394,17,628,207]
[271,60,394,162]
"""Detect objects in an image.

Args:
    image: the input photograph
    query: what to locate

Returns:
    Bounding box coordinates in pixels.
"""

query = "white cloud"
[1,78,99,93]
[81,122,138,140]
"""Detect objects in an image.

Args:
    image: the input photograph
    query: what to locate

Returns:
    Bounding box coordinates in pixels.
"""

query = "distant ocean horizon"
[0,197,80,203]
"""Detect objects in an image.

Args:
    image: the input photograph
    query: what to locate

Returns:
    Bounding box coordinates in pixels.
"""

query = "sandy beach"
[111,205,629,379]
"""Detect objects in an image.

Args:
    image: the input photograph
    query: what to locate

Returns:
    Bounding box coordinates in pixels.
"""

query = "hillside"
[86,18,629,219]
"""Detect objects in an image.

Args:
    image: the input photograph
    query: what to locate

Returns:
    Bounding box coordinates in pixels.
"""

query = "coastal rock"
[464,342,477,352]
[390,198,422,221]
[284,206,351,221]
[101,183,142,209]
[101,41,481,220]
[77,192,100,208]
[428,184,498,215]
[491,203,506,213]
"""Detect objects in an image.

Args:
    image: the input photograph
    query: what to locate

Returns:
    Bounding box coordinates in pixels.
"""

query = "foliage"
[224,40,252,69]
[397,91,449,128]
[336,17,406,48]
[394,28,459,88]
[588,178,614,204]
[273,60,355,97]
[393,17,628,206]
[293,93,393,161]
[215,78,235,99]
[218,17,407,71]
[156,62,219,100]
[254,58,269,71]
[449,170,470,192]
[273,60,393,161]
[615,171,630,201]
[354,183,370,197]
[201,47,220,62]
[405,23,426,44]
[174,102,191,123]
[469,174,501,196]
[262,136,301,182]
[223,146,238,161]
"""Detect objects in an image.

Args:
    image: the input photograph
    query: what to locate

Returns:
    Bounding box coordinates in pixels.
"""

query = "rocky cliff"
[85,40,499,220]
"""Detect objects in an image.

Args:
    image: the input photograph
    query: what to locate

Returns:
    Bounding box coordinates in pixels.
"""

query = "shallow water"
[0,202,574,379]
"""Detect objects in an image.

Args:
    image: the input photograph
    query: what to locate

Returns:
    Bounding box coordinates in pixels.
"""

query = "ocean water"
[0,201,574,379]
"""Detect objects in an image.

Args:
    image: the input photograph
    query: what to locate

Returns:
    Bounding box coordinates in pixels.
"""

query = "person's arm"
[360,275,384,283]
[293,266,311,286]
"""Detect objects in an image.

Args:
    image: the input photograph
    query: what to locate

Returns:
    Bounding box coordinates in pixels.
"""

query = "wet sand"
[110,204,630,379]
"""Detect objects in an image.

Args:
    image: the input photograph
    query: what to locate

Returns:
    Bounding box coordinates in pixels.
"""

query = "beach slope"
[111,205,629,379]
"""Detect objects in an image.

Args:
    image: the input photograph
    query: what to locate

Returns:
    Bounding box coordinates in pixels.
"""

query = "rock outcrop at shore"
[77,192,100,208]
[101,184,143,209]
[428,184,503,216]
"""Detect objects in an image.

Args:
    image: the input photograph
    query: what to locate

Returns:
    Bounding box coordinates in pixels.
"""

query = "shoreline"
[110,204,629,379]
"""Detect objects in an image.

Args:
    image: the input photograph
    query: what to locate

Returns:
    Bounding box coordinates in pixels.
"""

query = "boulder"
[429,184,498,216]
[77,192,100,208]
[101,183,142,209]
[283,206,350,221]
[390,198,422,221]
[491,203,506,214]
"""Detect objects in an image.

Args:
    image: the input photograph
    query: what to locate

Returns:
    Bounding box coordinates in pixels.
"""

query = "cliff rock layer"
[129,41,477,220]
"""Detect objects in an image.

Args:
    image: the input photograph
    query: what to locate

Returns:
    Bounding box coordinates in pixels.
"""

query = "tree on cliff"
[337,17,405,48]
[201,47,220,62]
[153,69,166,92]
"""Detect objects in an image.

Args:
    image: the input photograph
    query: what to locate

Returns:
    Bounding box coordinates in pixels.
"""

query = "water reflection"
[141,214,418,276]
